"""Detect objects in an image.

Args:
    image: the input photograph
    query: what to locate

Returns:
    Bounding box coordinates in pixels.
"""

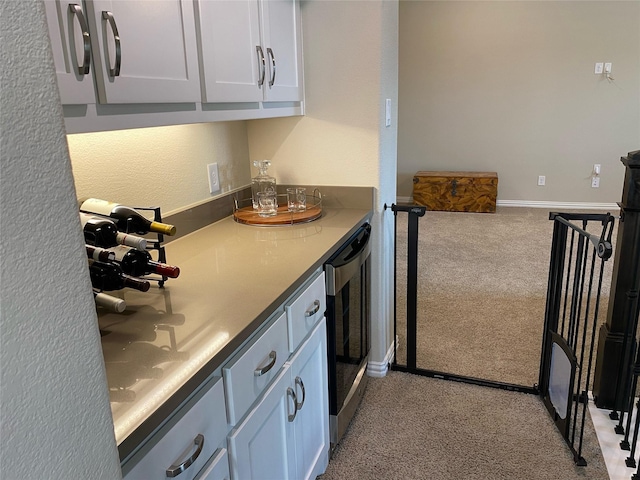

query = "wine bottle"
[81,213,147,250]
[79,198,176,236]
[86,245,115,262]
[93,290,126,313]
[88,260,150,292]
[107,245,180,278]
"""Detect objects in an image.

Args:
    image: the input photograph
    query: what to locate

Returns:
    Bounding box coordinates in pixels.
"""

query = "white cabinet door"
[44,0,96,104]
[84,0,201,104]
[195,0,263,103]
[195,448,230,480]
[196,0,302,104]
[287,318,330,480]
[260,0,302,102]
[227,368,296,480]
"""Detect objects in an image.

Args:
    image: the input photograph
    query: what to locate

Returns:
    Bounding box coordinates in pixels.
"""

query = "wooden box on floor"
[412,171,498,213]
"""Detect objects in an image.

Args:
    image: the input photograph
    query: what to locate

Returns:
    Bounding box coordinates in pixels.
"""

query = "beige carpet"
[320,371,609,480]
[394,207,614,387]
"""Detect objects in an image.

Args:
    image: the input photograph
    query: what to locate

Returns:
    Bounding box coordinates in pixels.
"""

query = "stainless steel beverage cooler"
[324,223,371,448]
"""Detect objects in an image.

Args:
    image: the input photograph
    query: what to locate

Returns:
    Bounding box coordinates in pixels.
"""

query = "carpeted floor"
[394,207,614,387]
[320,207,617,480]
[320,371,609,480]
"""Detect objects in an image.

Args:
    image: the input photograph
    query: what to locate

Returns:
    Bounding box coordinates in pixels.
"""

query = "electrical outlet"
[538,175,546,186]
[207,163,220,193]
[592,177,600,188]
[604,63,612,74]
[595,62,604,75]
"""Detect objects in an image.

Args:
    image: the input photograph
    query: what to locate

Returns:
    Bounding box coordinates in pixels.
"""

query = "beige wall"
[1,0,122,477]
[68,122,252,215]
[398,1,640,204]
[247,0,399,371]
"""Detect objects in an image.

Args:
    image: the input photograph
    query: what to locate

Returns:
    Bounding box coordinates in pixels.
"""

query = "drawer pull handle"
[305,300,321,317]
[165,433,204,477]
[294,376,306,410]
[254,351,277,376]
[287,387,298,422]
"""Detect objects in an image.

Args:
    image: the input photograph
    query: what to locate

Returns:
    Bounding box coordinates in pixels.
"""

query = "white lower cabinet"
[195,448,230,480]
[227,319,329,480]
[122,271,328,480]
[227,366,297,480]
[123,377,228,480]
[287,319,330,480]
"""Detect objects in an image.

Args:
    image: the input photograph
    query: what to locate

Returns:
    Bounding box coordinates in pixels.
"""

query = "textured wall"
[247,0,399,370]
[67,122,252,215]
[0,1,122,478]
[398,1,640,202]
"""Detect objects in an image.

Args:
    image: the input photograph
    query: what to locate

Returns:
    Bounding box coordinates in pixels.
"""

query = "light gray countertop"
[97,206,371,461]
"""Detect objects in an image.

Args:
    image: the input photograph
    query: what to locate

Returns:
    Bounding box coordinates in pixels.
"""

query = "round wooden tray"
[233,204,322,225]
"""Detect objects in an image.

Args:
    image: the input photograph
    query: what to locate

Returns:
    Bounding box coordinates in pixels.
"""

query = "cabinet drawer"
[285,272,326,353]
[123,377,227,480]
[223,312,289,425]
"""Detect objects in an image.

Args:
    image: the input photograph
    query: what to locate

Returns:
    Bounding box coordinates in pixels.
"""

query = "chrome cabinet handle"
[254,351,276,376]
[101,11,121,77]
[256,46,265,87]
[287,387,298,422]
[305,300,320,317]
[165,434,204,477]
[68,4,90,75]
[294,376,305,410]
[266,47,276,87]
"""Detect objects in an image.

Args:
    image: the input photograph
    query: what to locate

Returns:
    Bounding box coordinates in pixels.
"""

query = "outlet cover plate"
[538,175,546,186]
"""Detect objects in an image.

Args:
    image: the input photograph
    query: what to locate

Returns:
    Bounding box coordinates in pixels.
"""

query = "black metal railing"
[539,212,615,466]
[598,212,640,478]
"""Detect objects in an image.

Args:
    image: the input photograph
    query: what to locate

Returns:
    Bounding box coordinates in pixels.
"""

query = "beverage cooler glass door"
[325,223,371,447]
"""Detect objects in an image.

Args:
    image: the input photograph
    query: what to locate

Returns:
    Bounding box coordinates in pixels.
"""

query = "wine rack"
[133,205,170,288]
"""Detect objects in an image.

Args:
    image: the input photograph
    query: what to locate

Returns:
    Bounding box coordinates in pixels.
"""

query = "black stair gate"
[538,212,614,466]
[387,203,537,394]
[387,204,615,466]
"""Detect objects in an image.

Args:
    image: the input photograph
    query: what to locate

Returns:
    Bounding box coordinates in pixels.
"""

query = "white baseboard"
[496,200,619,211]
[367,336,397,378]
[395,196,619,212]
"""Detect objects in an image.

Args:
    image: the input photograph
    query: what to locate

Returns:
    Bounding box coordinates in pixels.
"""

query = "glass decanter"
[251,160,277,210]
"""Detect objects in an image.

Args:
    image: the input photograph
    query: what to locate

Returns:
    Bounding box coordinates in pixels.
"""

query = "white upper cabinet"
[84,0,201,104]
[44,1,97,104]
[194,0,263,103]
[196,0,302,104]
[259,0,302,102]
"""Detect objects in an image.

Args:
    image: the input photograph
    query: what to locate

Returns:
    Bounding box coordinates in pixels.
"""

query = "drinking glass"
[287,187,306,212]
[257,191,278,217]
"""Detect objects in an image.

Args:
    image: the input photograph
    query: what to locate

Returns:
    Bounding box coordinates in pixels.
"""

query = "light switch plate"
[208,163,220,193]
[385,99,391,127]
